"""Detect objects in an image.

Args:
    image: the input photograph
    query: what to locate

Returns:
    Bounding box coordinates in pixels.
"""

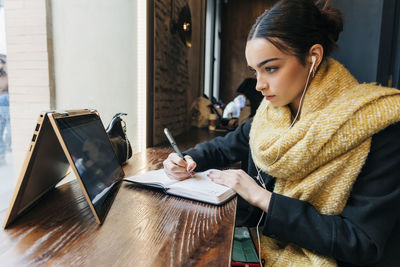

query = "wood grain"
[219,0,278,104]
[0,128,236,266]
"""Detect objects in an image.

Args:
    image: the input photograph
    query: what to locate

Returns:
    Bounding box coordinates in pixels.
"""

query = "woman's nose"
[256,77,268,92]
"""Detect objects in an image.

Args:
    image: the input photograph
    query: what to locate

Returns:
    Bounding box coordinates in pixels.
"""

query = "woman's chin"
[267,99,284,107]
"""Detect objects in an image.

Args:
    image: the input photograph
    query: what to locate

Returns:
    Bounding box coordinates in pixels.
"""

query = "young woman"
[163,0,400,265]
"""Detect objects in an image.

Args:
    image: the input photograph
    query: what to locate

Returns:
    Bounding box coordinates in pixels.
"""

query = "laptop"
[3,109,125,228]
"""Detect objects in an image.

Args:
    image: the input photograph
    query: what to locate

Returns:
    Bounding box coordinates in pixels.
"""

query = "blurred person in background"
[0,54,10,165]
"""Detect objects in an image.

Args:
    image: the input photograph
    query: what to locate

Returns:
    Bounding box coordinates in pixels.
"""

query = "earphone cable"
[255,165,266,266]
[253,62,315,265]
[266,62,314,166]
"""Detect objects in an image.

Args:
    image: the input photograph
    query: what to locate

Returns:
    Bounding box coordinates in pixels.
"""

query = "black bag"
[106,113,133,165]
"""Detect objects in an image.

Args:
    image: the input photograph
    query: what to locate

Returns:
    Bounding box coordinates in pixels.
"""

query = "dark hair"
[0,54,6,65]
[248,0,343,64]
[0,54,6,76]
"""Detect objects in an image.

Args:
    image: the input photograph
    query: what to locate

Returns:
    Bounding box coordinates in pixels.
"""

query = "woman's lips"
[265,95,275,100]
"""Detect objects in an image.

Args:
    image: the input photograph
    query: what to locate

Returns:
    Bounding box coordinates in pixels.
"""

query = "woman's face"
[245,38,310,112]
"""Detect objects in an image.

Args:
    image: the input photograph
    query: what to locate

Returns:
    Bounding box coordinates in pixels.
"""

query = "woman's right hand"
[163,153,197,181]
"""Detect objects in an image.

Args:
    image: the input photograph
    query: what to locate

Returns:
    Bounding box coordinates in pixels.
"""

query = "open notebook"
[123,169,236,205]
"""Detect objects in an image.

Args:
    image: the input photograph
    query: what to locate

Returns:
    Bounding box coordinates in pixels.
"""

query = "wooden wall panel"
[219,0,277,103]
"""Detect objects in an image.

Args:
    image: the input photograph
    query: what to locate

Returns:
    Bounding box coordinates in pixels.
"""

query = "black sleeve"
[183,119,252,171]
[262,122,400,266]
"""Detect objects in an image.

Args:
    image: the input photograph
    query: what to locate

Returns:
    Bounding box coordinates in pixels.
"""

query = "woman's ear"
[308,44,324,72]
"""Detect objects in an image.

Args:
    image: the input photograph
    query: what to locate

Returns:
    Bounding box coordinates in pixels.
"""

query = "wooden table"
[0,128,237,266]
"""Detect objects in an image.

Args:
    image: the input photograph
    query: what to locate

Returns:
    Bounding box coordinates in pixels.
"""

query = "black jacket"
[184,119,400,266]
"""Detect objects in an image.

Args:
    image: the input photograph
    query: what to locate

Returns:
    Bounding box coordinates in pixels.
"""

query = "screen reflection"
[56,114,123,218]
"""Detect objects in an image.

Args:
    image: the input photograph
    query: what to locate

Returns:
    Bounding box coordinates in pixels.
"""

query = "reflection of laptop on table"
[3,109,124,228]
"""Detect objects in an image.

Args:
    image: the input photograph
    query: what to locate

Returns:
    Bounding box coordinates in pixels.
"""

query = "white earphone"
[254,55,318,265]
[254,54,318,265]
[310,55,316,74]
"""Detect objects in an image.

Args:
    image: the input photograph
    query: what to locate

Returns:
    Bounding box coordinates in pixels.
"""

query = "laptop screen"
[55,113,124,222]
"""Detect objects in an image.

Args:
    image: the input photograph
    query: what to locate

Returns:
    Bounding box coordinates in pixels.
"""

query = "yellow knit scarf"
[249,58,400,266]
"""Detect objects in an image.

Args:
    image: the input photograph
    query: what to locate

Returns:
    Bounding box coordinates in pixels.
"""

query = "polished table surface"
[0,128,237,266]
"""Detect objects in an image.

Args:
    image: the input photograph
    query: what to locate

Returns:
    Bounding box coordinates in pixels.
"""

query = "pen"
[164,128,194,177]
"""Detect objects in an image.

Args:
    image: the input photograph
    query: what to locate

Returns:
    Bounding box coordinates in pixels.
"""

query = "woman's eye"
[265,67,277,73]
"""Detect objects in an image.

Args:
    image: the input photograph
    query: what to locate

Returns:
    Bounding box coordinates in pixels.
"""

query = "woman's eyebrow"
[257,58,279,68]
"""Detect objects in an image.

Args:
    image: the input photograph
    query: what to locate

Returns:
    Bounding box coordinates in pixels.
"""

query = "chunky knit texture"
[249,58,400,266]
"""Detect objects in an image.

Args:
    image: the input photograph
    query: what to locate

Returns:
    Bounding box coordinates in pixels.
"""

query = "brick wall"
[4,0,52,172]
[153,0,189,145]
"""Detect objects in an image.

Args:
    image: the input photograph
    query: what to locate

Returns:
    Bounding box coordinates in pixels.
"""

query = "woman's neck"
[289,102,300,122]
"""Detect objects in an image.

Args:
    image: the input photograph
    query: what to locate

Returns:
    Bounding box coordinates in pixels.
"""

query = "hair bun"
[318,0,343,42]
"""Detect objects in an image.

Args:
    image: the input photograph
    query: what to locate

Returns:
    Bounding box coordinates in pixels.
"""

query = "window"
[0,1,14,210]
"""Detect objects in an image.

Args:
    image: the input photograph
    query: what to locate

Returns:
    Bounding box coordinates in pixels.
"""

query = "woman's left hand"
[208,169,271,211]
